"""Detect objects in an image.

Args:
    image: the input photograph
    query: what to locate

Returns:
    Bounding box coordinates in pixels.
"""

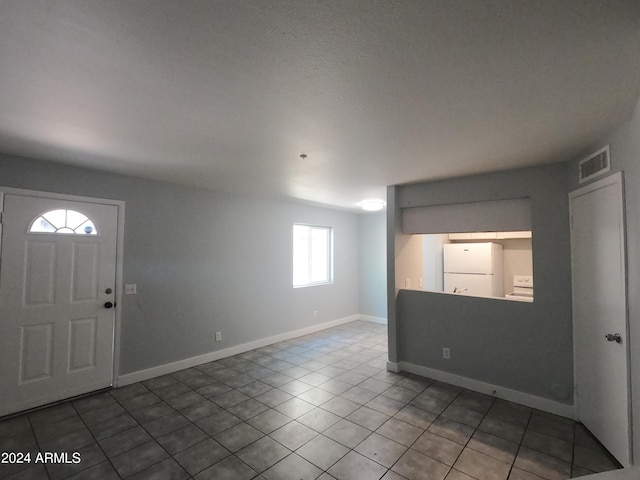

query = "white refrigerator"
[443,243,504,298]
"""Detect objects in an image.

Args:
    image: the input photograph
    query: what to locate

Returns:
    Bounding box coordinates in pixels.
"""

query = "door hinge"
[0,211,3,224]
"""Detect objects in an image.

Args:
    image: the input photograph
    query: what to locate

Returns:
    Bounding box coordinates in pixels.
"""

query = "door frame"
[569,171,633,464]
[0,186,125,391]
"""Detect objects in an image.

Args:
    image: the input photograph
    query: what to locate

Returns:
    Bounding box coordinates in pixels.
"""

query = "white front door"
[0,193,119,416]
[570,172,631,466]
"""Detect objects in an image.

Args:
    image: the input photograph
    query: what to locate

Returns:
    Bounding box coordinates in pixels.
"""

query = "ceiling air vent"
[579,145,610,183]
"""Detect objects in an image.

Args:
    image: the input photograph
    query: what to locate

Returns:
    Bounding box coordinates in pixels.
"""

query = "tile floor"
[0,320,621,480]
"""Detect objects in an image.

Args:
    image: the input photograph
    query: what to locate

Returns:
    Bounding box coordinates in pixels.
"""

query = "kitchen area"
[400,230,534,302]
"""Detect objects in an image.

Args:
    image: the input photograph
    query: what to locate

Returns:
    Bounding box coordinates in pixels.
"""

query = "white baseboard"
[359,315,387,325]
[388,360,576,419]
[117,314,361,387]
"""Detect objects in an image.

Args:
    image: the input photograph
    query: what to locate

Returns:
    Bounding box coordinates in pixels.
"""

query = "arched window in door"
[29,209,98,235]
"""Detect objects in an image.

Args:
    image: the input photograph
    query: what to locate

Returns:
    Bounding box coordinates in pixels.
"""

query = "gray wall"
[0,154,361,375]
[567,98,640,460]
[388,164,574,403]
[358,211,387,319]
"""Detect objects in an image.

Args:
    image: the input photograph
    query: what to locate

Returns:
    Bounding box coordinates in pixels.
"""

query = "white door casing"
[0,191,123,417]
[570,172,632,466]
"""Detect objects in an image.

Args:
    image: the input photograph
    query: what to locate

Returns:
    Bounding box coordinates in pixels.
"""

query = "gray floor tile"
[157,423,208,454]
[255,388,293,407]
[298,386,336,405]
[340,386,379,404]
[297,434,350,470]
[446,469,478,480]
[279,379,315,396]
[269,420,318,450]
[236,435,291,472]
[394,405,437,429]
[442,404,484,428]
[522,429,573,462]
[478,416,526,443]
[129,458,189,480]
[467,429,519,464]
[32,415,85,443]
[143,411,191,438]
[29,403,77,426]
[452,390,494,414]
[376,417,423,446]
[572,444,618,473]
[355,432,407,468]
[64,461,120,480]
[119,392,162,411]
[129,402,175,423]
[180,399,222,421]
[347,406,390,431]
[99,425,153,457]
[324,419,372,448]
[247,408,292,434]
[428,417,475,445]
[88,413,138,440]
[194,454,257,480]
[513,446,572,480]
[262,453,323,480]
[320,379,354,395]
[392,448,450,480]
[173,438,230,476]
[366,395,405,416]
[410,393,451,415]
[526,415,574,443]
[212,389,250,408]
[196,410,242,436]
[227,398,270,420]
[381,385,419,404]
[328,450,388,480]
[298,406,342,432]
[46,443,106,480]
[412,431,463,466]
[453,448,511,480]
[78,402,127,425]
[111,441,169,478]
[275,397,316,419]
[321,396,361,417]
[236,380,273,397]
[508,468,547,480]
[214,422,264,452]
[165,390,205,410]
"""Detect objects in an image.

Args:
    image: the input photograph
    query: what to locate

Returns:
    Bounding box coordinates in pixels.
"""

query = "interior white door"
[570,172,631,466]
[0,194,119,416]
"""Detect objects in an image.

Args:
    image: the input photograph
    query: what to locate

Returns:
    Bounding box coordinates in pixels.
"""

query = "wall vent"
[579,145,610,183]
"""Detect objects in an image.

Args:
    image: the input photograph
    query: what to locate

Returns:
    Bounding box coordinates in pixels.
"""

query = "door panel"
[0,194,119,416]
[570,172,631,466]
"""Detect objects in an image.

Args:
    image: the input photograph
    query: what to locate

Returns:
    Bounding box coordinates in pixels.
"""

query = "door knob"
[104,302,114,309]
[605,333,622,343]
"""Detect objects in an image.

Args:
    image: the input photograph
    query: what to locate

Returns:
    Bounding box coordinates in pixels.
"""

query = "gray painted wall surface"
[0,154,360,375]
[567,99,640,460]
[358,212,387,319]
[389,164,574,403]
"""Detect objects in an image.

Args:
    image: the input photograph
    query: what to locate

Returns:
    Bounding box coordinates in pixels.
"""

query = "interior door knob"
[104,301,114,309]
[605,333,622,343]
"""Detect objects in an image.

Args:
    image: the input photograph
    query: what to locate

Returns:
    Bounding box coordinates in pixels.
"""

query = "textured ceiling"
[1,1,639,210]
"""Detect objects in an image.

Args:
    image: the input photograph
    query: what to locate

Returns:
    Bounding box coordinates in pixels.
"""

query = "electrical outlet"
[418,278,423,288]
[215,331,222,342]
[313,310,318,318]
[405,278,411,288]
[443,347,450,359]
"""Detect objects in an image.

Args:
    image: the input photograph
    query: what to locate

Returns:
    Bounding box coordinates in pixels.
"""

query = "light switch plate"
[125,284,137,295]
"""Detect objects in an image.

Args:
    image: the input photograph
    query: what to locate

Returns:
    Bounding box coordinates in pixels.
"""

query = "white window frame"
[293,223,333,288]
